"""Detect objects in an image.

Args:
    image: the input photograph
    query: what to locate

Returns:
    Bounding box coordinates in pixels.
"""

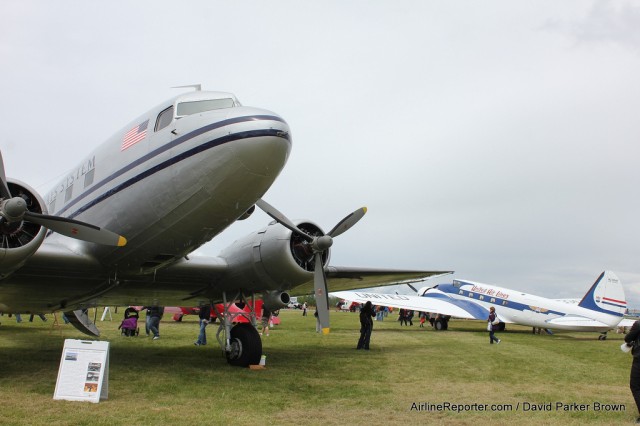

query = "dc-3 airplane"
[333,271,628,339]
[0,88,450,366]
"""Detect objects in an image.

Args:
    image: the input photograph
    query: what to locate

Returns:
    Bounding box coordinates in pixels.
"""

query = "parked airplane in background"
[334,271,626,339]
[0,88,449,366]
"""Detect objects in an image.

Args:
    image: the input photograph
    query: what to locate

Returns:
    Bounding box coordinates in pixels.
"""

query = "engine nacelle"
[0,180,47,278]
[219,219,329,291]
[262,290,291,311]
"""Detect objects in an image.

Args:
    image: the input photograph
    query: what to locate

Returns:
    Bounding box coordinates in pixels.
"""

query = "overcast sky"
[1,1,639,307]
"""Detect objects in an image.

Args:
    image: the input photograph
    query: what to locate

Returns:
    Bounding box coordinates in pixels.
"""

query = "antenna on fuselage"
[172,84,202,91]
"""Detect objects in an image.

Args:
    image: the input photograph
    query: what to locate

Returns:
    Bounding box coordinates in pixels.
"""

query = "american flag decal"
[121,119,149,151]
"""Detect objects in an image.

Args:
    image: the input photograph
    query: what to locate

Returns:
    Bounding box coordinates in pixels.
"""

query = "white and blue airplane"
[0,88,450,366]
[333,271,627,339]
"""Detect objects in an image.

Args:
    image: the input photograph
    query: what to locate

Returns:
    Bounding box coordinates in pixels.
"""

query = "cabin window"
[84,169,95,188]
[479,295,485,300]
[490,298,496,303]
[176,98,234,117]
[64,185,73,203]
[155,106,174,132]
[468,292,473,298]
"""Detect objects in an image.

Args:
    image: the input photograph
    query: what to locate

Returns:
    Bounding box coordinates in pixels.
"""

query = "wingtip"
[322,328,330,335]
[117,236,127,247]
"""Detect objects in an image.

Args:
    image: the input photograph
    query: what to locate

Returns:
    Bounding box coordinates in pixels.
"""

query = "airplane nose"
[227,107,292,176]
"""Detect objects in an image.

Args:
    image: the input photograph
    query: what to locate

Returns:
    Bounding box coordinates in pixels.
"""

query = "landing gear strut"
[213,291,262,367]
[598,332,608,341]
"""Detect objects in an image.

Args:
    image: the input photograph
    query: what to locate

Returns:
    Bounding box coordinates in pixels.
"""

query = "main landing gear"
[212,291,262,367]
[598,332,608,341]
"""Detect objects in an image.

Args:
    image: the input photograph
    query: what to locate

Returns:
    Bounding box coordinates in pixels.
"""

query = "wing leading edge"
[331,289,487,320]
[288,268,453,296]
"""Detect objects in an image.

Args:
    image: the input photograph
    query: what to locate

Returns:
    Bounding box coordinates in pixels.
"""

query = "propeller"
[0,151,127,247]
[256,199,367,334]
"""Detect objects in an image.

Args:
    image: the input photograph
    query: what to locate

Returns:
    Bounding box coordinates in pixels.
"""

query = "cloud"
[544,0,640,52]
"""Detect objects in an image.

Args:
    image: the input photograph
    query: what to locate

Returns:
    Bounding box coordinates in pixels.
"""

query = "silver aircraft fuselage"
[50,92,291,272]
[3,91,291,311]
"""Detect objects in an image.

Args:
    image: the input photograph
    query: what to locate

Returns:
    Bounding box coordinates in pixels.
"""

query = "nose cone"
[228,106,292,177]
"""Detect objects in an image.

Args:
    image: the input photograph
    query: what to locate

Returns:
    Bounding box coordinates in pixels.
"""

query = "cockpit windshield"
[176,98,235,117]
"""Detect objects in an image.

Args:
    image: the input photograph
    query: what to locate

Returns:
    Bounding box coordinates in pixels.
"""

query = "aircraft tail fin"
[577,271,626,317]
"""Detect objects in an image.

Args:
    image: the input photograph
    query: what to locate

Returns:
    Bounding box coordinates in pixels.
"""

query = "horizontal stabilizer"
[545,315,610,328]
[618,318,637,328]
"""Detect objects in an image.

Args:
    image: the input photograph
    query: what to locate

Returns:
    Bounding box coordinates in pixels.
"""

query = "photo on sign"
[87,362,101,372]
[64,352,78,361]
[86,372,100,382]
[84,383,98,393]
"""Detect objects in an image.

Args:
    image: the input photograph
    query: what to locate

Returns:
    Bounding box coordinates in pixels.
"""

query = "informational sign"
[53,339,109,403]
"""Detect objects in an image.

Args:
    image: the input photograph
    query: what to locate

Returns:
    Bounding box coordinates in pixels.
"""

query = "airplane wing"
[7,243,109,311]
[8,247,447,309]
[331,290,487,320]
[7,250,230,311]
[288,268,452,296]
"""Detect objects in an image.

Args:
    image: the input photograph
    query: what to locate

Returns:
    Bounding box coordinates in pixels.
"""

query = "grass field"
[0,309,636,425]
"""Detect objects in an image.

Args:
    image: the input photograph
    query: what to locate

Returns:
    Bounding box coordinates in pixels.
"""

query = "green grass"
[0,310,635,425]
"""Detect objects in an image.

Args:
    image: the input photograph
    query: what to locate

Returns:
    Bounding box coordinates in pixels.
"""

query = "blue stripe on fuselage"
[55,115,287,219]
[422,291,490,320]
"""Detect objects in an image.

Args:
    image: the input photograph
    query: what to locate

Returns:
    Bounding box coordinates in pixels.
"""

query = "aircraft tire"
[226,323,262,367]
[434,319,445,331]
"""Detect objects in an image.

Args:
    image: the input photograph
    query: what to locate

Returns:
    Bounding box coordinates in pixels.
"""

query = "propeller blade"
[255,199,312,241]
[313,252,330,334]
[0,151,12,199]
[327,207,367,238]
[24,212,127,246]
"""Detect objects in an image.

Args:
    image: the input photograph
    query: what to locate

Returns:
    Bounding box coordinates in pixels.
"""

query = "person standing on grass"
[314,307,321,333]
[624,320,640,423]
[488,306,501,344]
[261,305,272,336]
[357,301,376,350]
[194,303,211,346]
[146,305,164,340]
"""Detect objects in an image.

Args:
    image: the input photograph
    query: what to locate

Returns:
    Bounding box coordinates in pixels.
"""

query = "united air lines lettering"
[470,285,509,300]
[47,156,96,205]
[354,293,410,301]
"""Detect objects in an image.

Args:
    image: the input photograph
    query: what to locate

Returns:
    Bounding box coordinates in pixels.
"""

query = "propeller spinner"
[256,199,366,334]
